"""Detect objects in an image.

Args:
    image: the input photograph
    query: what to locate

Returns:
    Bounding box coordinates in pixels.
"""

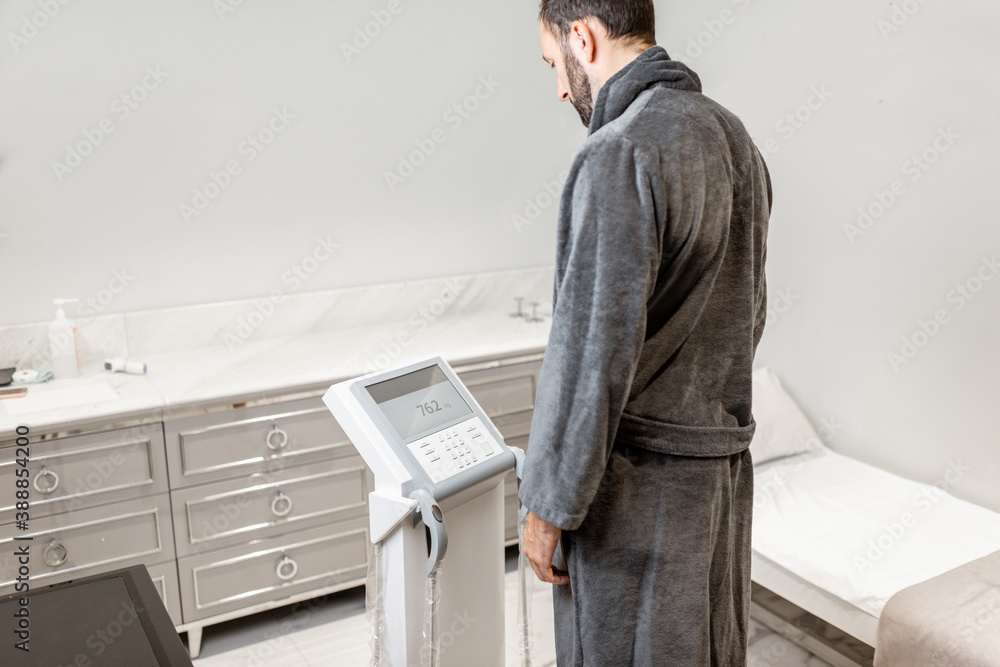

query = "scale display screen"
[366,365,473,442]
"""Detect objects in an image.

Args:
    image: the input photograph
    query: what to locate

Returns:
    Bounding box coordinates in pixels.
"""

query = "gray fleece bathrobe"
[519,46,771,666]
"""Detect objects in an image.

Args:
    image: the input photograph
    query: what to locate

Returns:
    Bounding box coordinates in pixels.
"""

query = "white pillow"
[750,367,827,464]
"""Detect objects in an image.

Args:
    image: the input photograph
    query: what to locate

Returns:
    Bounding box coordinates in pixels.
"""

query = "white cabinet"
[0,350,544,659]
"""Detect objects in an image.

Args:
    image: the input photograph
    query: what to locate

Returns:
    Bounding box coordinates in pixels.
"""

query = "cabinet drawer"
[459,361,541,418]
[492,409,533,442]
[171,457,370,557]
[177,518,368,623]
[165,397,356,488]
[0,424,167,523]
[147,561,183,626]
[0,493,175,591]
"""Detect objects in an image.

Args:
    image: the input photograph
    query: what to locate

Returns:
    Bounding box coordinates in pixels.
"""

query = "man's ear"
[568,19,597,64]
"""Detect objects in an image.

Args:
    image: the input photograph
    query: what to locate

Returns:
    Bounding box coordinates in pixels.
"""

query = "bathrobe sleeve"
[519,137,662,531]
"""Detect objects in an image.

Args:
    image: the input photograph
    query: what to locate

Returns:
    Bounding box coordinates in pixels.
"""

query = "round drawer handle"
[271,491,294,518]
[33,467,60,495]
[266,426,289,451]
[276,556,298,581]
[43,540,68,567]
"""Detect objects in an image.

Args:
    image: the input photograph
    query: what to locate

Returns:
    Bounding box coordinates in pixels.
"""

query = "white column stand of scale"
[324,356,526,667]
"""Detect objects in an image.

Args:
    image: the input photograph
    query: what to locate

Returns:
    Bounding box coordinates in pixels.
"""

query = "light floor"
[189,570,839,667]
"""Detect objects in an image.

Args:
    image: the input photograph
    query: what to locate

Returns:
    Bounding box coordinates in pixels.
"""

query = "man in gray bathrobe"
[519,1,772,665]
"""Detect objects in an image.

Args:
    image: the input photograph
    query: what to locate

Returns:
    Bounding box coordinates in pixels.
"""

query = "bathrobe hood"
[588,46,702,135]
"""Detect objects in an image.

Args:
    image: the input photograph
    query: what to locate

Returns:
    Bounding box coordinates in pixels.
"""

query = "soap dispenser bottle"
[49,298,81,379]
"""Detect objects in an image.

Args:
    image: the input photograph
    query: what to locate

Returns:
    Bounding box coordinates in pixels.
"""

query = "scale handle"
[509,446,530,525]
[510,446,526,482]
[410,489,448,576]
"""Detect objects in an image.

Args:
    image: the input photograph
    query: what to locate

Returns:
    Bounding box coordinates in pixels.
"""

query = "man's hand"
[523,511,570,585]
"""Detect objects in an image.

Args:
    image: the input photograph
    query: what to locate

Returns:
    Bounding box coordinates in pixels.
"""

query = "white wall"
[3,1,999,510]
[658,0,1000,511]
[0,0,582,325]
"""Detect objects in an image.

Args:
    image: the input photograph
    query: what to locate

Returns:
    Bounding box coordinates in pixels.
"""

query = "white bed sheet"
[751,446,1000,618]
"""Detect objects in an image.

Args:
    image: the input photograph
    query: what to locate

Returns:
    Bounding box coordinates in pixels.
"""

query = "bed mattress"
[751,446,1000,620]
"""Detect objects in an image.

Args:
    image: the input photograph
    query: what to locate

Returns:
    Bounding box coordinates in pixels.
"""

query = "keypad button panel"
[406,417,502,484]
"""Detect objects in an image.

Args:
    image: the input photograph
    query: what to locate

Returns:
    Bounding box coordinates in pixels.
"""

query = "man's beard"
[563,48,594,128]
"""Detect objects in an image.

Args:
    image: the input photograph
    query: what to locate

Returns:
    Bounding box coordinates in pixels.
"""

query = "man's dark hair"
[539,0,656,47]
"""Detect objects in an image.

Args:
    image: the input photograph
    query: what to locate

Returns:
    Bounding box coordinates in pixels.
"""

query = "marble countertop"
[0,269,553,439]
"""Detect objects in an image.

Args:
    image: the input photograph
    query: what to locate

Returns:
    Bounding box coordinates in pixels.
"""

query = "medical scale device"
[323,356,534,667]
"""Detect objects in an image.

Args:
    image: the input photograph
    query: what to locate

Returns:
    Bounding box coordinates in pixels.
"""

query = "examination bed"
[749,368,1000,665]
